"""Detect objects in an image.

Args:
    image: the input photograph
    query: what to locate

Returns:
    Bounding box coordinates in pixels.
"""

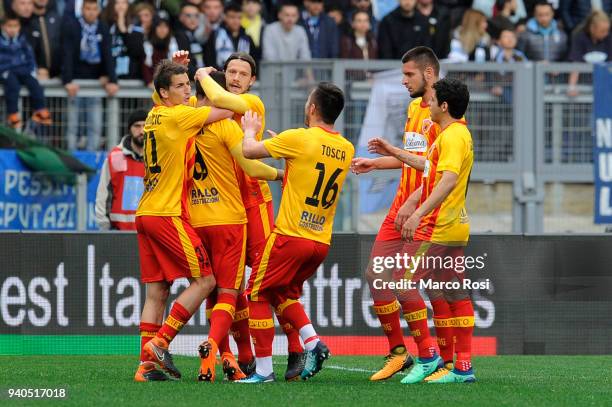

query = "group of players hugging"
[133,45,475,385]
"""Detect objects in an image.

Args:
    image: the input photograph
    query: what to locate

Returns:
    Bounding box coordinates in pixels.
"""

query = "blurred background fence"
[0,61,598,234]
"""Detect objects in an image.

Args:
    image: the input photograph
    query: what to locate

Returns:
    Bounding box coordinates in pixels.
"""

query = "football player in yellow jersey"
[351,47,457,382]
[187,71,284,382]
[212,52,308,380]
[237,83,355,383]
[399,78,475,384]
[134,61,234,382]
[169,50,307,380]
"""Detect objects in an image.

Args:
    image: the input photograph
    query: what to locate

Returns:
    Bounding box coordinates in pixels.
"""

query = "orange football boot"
[198,338,218,382]
[222,352,247,381]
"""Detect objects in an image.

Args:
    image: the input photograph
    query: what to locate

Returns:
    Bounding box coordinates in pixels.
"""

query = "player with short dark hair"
[236,82,354,383]
[399,77,475,384]
[188,68,283,382]
[193,50,308,380]
[352,46,454,382]
[133,60,233,382]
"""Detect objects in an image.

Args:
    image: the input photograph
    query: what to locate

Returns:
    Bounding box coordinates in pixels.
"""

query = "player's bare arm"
[395,185,422,231]
[368,137,426,171]
[350,156,402,174]
[241,111,271,159]
[401,171,458,241]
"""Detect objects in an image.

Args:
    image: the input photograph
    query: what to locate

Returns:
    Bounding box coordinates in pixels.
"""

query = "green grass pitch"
[2,355,611,406]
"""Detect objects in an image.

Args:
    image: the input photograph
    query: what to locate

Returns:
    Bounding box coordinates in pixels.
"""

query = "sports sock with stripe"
[157,301,191,343]
[279,300,319,350]
[139,322,161,362]
[401,299,437,359]
[431,298,455,364]
[373,300,405,352]
[275,311,304,354]
[231,293,254,363]
[208,292,237,345]
[248,299,275,373]
[450,299,474,371]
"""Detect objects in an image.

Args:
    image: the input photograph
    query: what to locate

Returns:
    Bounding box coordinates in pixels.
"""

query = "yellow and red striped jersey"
[263,126,355,245]
[388,97,439,219]
[415,120,473,245]
[136,104,211,218]
[189,119,248,227]
[233,93,273,208]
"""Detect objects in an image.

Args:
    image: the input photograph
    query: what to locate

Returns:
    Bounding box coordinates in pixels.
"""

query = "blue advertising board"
[593,64,612,223]
[0,150,105,230]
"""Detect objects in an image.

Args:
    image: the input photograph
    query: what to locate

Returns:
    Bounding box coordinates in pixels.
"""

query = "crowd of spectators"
[0,0,611,145]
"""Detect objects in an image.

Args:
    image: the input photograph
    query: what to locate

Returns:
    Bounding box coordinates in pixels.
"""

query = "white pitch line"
[317,365,408,376]
[326,365,377,374]
[272,361,408,376]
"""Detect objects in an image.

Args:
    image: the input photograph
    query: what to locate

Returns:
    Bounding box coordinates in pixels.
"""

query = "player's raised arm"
[368,137,426,171]
[195,67,249,114]
[241,110,271,159]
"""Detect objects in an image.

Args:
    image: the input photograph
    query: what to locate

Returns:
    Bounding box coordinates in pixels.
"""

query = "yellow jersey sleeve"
[219,119,244,150]
[436,127,469,175]
[174,105,211,135]
[263,129,304,159]
[241,94,265,115]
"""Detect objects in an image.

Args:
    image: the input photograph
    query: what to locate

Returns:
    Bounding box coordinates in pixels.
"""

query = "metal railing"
[0,61,598,233]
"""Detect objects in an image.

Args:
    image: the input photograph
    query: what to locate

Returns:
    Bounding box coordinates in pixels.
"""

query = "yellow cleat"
[369,347,413,381]
[424,365,452,382]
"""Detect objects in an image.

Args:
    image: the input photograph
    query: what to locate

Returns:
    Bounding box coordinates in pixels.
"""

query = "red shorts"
[245,200,274,267]
[246,233,329,305]
[136,215,212,283]
[195,224,247,290]
[375,212,401,242]
[393,241,466,284]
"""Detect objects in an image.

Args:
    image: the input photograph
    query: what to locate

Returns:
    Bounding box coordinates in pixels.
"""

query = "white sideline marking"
[327,365,376,373]
[325,365,407,376]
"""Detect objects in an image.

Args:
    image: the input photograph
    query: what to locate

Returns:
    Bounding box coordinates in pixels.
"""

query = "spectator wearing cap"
[26,0,61,79]
[517,0,567,61]
[417,0,451,58]
[204,2,257,69]
[102,0,145,81]
[242,0,265,49]
[95,109,146,231]
[299,0,340,58]
[175,2,205,77]
[377,0,431,59]
[62,0,117,151]
[262,2,311,61]
[143,10,179,86]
